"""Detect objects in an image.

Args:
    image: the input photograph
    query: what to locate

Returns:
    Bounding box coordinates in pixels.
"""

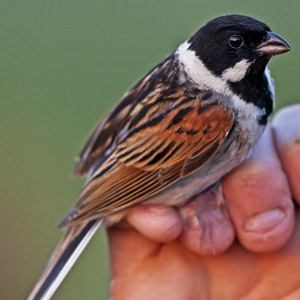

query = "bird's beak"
[256,31,291,55]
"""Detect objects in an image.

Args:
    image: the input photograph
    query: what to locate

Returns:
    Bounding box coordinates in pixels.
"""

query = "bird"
[27,14,290,300]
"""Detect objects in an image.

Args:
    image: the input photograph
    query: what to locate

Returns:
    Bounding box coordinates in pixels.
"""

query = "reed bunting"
[28,14,290,300]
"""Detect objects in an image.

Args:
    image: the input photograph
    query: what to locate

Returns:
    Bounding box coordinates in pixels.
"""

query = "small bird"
[28,15,290,300]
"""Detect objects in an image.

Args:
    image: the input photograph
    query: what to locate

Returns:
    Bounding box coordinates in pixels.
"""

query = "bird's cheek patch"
[222,59,251,82]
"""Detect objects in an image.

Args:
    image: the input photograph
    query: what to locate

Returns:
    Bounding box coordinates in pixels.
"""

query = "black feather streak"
[197,105,210,115]
[162,142,184,163]
[138,140,167,162]
[203,124,212,134]
[168,107,193,128]
[202,91,212,100]
[186,129,198,135]
[175,127,185,134]
[126,114,165,139]
[148,141,177,165]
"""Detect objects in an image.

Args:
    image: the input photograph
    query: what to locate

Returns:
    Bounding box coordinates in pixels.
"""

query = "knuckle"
[234,163,278,191]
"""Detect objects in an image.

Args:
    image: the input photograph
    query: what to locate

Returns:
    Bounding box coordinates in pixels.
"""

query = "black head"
[188,15,290,78]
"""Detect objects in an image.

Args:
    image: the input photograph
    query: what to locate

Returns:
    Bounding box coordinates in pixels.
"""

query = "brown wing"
[64,98,234,227]
[73,56,173,176]
[72,91,136,176]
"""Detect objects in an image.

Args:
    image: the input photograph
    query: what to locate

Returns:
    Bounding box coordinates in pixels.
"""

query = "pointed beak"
[256,31,291,55]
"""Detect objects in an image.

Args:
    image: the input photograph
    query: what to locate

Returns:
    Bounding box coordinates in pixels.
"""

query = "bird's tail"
[27,219,103,300]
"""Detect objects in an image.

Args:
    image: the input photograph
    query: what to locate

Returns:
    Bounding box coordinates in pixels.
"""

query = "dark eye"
[228,35,244,49]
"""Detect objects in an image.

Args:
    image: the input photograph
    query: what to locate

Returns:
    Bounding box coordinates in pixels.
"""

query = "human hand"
[107,105,300,299]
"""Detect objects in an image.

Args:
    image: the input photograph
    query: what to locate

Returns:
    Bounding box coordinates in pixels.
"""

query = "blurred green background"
[0,0,298,299]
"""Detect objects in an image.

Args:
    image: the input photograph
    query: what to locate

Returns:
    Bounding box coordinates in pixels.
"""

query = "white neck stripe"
[176,41,252,94]
[175,41,272,122]
[176,41,231,95]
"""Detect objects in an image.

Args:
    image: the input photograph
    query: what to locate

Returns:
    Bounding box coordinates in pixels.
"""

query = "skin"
[107,105,300,300]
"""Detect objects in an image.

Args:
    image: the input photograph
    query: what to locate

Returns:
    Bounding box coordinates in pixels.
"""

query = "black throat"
[228,58,273,125]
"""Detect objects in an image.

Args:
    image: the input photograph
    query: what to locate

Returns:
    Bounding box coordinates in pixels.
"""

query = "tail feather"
[27,219,103,300]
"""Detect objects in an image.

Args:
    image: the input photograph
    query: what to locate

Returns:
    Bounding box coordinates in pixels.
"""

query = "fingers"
[179,190,235,255]
[223,125,295,253]
[272,105,300,204]
[125,196,235,255]
[126,205,182,243]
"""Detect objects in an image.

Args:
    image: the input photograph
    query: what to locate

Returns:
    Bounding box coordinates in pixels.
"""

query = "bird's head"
[177,14,290,90]
[188,14,290,82]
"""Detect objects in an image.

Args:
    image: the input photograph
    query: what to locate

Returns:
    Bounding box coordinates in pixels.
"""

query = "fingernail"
[245,208,285,233]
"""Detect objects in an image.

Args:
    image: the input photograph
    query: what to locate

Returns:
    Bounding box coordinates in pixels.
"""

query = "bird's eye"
[228,35,244,49]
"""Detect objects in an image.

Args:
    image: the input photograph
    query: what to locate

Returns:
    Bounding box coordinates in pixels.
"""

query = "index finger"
[272,105,300,204]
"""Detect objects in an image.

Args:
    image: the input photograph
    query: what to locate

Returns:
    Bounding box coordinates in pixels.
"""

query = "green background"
[1,0,298,299]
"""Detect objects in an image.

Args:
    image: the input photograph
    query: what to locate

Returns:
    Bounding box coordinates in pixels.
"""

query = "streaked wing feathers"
[117,103,233,171]
[65,100,233,225]
[73,56,173,176]
[72,98,134,176]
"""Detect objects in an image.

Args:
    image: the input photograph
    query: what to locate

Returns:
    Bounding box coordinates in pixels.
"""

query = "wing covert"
[65,98,234,226]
